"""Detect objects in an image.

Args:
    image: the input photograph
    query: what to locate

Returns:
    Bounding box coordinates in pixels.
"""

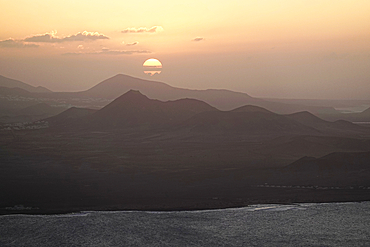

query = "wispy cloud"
[125,41,139,46]
[63,48,150,56]
[0,38,39,48]
[121,26,164,33]
[24,31,109,43]
[192,37,204,42]
[98,49,150,55]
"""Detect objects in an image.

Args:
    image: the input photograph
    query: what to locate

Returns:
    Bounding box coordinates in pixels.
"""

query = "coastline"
[2,188,369,215]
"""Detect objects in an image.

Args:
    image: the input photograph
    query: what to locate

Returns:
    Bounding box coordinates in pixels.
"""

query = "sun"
[143,58,162,68]
[143,58,162,76]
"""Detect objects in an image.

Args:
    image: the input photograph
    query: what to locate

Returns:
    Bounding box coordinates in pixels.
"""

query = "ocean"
[1,202,369,246]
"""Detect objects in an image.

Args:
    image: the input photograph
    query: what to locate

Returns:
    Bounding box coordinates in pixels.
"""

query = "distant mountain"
[285,111,327,126]
[180,109,319,135]
[81,74,177,99]
[285,151,370,172]
[286,111,368,136]
[255,135,370,165]
[0,87,46,119]
[318,107,370,123]
[274,150,370,186]
[46,107,97,128]
[0,74,337,114]
[363,107,370,115]
[79,74,259,111]
[85,90,325,134]
[0,102,66,124]
[231,105,274,114]
[342,107,370,122]
[47,91,370,138]
[0,75,51,93]
[85,90,218,129]
[79,74,334,114]
[16,103,64,116]
[0,86,34,97]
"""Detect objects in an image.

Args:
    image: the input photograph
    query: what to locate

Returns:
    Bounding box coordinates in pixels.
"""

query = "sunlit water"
[1,202,369,246]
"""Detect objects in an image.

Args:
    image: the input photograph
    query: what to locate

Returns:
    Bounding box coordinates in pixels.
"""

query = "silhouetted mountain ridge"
[361,107,370,114]
[47,91,370,137]
[46,107,97,127]
[79,74,259,111]
[91,91,317,134]
[82,74,175,99]
[80,74,341,113]
[286,111,327,125]
[0,75,51,93]
[318,106,370,122]
[180,110,319,134]
[85,90,218,129]
[231,105,273,114]
[286,111,366,135]
[0,73,340,114]
[0,86,34,97]
[286,151,370,171]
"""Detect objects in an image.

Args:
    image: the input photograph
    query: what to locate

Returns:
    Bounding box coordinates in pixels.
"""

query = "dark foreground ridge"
[1,92,370,215]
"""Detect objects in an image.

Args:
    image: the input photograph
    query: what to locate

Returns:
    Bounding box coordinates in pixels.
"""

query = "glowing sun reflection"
[144,70,161,76]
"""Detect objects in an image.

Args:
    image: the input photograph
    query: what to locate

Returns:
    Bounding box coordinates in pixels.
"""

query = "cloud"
[192,37,204,42]
[24,31,109,43]
[0,38,39,48]
[63,31,109,42]
[121,26,164,33]
[125,41,139,46]
[63,48,150,56]
[98,49,150,55]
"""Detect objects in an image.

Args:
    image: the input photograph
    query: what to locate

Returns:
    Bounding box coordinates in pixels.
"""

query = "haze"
[1,0,369,99]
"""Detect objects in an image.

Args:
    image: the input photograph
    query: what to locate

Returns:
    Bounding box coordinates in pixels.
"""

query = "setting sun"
[143,58,162,68]
[143,58,162,76]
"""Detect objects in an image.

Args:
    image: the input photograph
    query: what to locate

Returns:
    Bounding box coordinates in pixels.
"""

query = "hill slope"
[16,103,64,116]
[47,91,370,138]
[85,90,218,129]
[85,91,321,135]
[286,151,370,172]
[79,74,337,113]
[80,74,258,111]
[180,110,319,135]
[46,107,97,127]
[0,75,51,93]
[286,111,368,136]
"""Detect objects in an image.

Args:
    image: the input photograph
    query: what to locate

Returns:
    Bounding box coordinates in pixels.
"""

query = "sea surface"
[1,202,369,246]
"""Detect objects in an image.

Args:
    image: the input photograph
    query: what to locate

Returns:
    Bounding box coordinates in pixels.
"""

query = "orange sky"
[1,0,369,99]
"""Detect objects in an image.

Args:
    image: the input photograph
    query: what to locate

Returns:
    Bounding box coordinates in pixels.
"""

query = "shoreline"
[2,196,369,216]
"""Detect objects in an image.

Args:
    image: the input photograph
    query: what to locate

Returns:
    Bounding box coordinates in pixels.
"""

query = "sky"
[0,0,369,99]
